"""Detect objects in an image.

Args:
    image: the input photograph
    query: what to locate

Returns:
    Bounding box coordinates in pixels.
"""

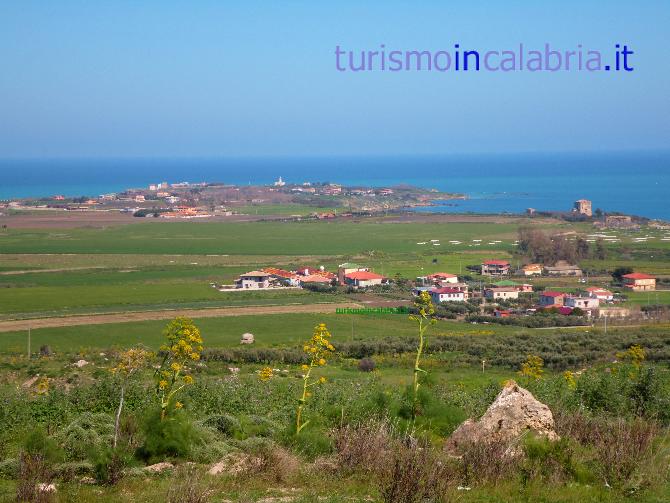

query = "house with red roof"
[296,266,336,280]
[300,274,334,285]
[429,287,466,303]
[481,260,510,276]
[261,267,301,287]
[622,273,656,291]
[538,291,566,307]
[344,271,386,288]
[585,287,614,302]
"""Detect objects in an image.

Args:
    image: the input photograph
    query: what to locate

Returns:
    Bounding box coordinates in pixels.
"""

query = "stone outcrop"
[446,380,558,454]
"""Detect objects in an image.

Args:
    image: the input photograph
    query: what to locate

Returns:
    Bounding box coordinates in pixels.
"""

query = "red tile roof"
[301,275,333,283]
[427,272,457,279]
[431,287,464,294]
[345,271,385,280]
[541,291,566,297]
[262,267,295,279]
[623,273,656,280]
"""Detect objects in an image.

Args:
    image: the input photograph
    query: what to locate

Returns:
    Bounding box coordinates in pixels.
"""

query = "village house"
[521,263,543,276]
[337,263,369,285]
[564,296,600,316]
[261,267,301,287]
[492,280,533,293]
[300,274,334,286]
[481,260,510,276]
[622,273,656,291]
[235,271,270,289]
[484,287,520,300]
[538,291,566,307]
[417,272,459,287]
[344,271,386,288]
[544,261,583,277]
[430,287,466,303]
[585,287,614,302]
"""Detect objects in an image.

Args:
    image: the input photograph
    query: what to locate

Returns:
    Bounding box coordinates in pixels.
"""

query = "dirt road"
[0,302,364,333]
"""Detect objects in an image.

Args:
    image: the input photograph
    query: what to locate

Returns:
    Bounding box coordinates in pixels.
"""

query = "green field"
[0,220,521,255]
[0,313,524,353]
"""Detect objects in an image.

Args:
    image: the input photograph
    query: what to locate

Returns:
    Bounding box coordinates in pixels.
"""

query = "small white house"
[430,287,466,303]
[484,287,520,300]
[235,271,271,289]
[564,296,599,315]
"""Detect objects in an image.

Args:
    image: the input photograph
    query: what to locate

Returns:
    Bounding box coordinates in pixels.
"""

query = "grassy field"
[0,313,526,353]
[0,220,521,255]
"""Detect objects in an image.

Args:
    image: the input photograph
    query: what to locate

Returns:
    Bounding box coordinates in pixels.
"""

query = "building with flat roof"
[573,199,592,217]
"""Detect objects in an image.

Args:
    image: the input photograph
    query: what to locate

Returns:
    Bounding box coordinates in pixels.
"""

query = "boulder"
[240,333,255,345]
[73,359,89,368]
[446,380,558,454]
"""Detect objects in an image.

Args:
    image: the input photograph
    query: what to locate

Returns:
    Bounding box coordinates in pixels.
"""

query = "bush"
[166,464,212,503]
[136,410,200,464]
[377,438,454,503]
[91,446,133,485]
[358,358,376,372]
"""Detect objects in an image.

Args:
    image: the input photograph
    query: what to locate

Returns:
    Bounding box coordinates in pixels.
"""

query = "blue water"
[0,151,668,220]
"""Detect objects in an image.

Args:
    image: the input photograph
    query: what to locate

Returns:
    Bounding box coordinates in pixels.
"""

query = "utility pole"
[27,326,31,359]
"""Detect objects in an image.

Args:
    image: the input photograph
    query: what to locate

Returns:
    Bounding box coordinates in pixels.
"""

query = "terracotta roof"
[301,275,333,283]
[431,287,464,294]
[483,260,510,266]
[623,273,656,280]
[427,272,457,279]
[262,267,295,278]
[345,271,385,280]
[541,291,566,297]
[240,271,269,277]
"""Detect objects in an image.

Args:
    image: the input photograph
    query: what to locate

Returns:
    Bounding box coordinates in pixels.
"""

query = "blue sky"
[0,1,668,157]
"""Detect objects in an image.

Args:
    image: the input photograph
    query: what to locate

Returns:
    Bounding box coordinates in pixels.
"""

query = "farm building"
[300,274,334,285]
[235,271,271,289]
[481,260,510,276]
[544,261,583,277]
[337,263,369,285]
[344,271,385,288]
[485,287,520,300]
[521,263,543,276]
[430,287,466,303]
[261,267,300,286]
[622,273,656,291]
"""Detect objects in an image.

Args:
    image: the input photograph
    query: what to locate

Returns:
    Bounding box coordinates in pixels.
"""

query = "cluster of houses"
[414,258,658,319]
[231,263,387,290]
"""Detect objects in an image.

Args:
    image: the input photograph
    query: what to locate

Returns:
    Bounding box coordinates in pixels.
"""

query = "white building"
[235,271,271,289]
[430,287,466,303]
[484,287,520,300]
[274,176,286,187]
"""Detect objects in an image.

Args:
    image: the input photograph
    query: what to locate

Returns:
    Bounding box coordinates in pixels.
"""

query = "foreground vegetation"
[0,311,669,502]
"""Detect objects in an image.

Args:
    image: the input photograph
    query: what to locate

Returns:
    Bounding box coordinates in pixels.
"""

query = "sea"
[1,151,668,220]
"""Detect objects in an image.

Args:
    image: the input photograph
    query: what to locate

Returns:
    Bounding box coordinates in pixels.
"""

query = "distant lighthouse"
[274,176,286,187]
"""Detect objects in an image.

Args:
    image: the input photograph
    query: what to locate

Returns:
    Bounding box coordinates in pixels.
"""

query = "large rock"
[446,380,558,454]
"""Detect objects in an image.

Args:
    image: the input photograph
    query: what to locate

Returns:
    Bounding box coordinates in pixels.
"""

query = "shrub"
[358,358,376,372]
[457,440,516,486]
[136,410,200,464]
[90,446,133,485]
[166,464,213,503]
[334,419,392,474]
[376,438,454,503]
